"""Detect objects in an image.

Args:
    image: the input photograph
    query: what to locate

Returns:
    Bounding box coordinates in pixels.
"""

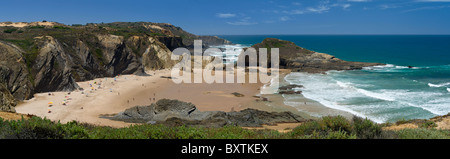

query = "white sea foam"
[260,74,280,95]
[363,64,422,73]
[376,89,447,115]
[428,82,450,88]
[336,81,395,101]
[285,73,385,123]
[395,66,409,69]
[356,88,395,102]
[284,71,450,123]
[363,64,394,70]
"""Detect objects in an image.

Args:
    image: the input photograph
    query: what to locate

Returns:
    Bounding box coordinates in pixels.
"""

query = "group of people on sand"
[47,75,117,113]
[47,92,72,113]
[46,73,160,113]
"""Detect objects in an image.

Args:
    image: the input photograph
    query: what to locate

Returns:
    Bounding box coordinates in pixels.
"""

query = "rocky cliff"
[0,22,231,112]
[0,41,33,101]
[240,38,382,73]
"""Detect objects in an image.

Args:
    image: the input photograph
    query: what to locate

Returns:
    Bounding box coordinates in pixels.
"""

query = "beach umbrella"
[48,102,53,105]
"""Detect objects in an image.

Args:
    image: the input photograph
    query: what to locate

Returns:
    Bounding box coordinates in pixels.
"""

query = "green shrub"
[396,128,449,139]
[0,115,446,139]
[3,28,17,33]
[325,130,357,139]
[207,125,256,139]
[395,118,410,125]
[291,120,322,137]
[3,117,65,139]
[352,116,383,139]
[320,116,352,133]
[29,25,45,29]
[174,126,207,139]
[53,26,71,30]
[291,116,353,139]
[420,121,438,129]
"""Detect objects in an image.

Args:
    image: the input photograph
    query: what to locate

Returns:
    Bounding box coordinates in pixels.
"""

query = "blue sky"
[1,0,450,35]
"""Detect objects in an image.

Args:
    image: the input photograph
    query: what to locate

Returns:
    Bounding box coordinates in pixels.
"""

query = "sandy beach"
[15,68,345,130]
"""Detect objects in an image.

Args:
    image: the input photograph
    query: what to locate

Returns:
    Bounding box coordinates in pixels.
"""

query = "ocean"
[217,35,450,123]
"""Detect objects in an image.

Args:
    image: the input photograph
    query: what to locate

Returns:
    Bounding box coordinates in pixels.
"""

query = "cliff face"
[32,36,80,93]
[244,38,382,73]
[0,22,232,112]
[0,83,17,112]
[0,41,33,112]
[0,41,33,101]
[141,37,176,70]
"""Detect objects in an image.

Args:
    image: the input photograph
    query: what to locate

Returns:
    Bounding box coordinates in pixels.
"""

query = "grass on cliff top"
[0,115,448,139]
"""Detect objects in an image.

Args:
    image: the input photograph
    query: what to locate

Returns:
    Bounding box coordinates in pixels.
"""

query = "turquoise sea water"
[218,35,450,123]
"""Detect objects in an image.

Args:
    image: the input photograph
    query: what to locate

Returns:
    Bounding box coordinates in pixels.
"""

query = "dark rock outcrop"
[198,36,232,46]
[278,84,303,94]
[0,83,17,112]
[107,99,305,127]
[156,36,184,51]
[240,38,382,73]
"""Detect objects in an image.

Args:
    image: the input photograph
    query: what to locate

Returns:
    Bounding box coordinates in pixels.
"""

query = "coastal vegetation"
[1,115,448,139]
